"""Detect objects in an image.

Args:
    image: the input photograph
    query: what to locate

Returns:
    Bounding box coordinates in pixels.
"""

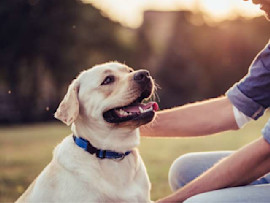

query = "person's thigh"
[184,184,270,203]
[169,151,233,191]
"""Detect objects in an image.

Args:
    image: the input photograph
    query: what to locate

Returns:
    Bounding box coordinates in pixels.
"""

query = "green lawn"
[0,113,268,202]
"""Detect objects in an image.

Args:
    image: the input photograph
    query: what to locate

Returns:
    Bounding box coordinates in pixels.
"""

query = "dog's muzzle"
[134,70,150,84]
[103,69,158,125]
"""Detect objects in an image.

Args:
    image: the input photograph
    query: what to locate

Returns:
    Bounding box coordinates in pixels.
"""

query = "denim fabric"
[226,44,270,144]
[169,152,270,203]
[262,120,270,144]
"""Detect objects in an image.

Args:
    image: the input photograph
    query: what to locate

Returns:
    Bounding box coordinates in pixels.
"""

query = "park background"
[1,0,270,201]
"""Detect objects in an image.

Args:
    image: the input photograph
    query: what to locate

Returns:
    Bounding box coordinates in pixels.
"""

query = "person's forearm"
[140,96,238,137]
[158,137,270,202]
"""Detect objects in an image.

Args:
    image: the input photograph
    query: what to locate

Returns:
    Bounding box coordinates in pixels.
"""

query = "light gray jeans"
[169,151,270,203]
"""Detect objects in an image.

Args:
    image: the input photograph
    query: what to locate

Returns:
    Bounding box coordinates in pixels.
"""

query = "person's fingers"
[252,0,261,4]
[252,0,270,4]
[261,3,270,11]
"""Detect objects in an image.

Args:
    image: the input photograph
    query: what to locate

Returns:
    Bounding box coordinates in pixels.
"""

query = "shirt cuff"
[226,84,265,120]
[262,119,270,145]
[232,106,252,128]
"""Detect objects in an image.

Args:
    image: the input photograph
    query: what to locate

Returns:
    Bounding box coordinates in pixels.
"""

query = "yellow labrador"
[16,62,158,203]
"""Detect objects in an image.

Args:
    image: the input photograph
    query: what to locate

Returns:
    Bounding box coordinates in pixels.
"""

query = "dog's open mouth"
[103,91,158,123]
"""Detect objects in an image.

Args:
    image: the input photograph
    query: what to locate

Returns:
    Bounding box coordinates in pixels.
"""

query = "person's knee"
[168,153,199,191]
[185,185,270,203]
[184,193,210,203]
[169,151,232,192]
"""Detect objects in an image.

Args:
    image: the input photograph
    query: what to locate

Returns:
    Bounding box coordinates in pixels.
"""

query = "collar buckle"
[96,150,106,159]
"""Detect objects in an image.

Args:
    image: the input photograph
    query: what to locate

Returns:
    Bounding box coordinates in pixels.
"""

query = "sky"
[83,0,263,28]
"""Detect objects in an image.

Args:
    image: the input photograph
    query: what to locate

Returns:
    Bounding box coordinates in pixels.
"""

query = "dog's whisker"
[152,89,160,103]
[153,81,161,90]
[151,80,161,102]
[154,92,160,103]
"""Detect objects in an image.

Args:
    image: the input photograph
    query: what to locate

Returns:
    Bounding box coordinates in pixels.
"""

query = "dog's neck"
[72,119,140,153]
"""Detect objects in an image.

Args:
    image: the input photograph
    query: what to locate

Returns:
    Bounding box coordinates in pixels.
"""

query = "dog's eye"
[101,75,115,85]
[129,68,133,73]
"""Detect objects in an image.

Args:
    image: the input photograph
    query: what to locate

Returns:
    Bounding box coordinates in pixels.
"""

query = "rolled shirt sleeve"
[225,43,270,143]
[226,44,270,119]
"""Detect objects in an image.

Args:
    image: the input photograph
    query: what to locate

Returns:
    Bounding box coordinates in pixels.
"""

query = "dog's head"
[55,62,158,130]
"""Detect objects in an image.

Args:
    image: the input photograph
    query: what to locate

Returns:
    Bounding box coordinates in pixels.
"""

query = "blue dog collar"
[73,135,131,160]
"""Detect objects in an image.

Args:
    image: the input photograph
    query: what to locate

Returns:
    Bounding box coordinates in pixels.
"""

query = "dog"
[16,62,158,203]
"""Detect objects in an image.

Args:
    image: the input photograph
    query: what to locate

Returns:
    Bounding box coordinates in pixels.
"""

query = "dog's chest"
[53,140,151,202]
[77,155,150,201]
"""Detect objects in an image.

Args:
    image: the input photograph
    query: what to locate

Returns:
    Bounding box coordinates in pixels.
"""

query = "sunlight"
[200,0,263,21]
[87,0,144,27]
[200,0,235,19]
[84,0,264,28]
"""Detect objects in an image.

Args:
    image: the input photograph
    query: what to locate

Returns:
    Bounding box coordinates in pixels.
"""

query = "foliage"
[137,11,270,108]
[0,0,132,122]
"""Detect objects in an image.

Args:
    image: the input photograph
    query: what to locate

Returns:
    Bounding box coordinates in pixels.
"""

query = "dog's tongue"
[123,102,158,113]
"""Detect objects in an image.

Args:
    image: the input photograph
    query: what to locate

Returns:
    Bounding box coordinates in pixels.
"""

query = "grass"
[0,113,268,202]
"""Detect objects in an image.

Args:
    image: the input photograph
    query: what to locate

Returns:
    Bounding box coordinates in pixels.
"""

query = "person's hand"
[243,0,269,3]
[155,196,184,203]
[155,199,173,203]
[155,199,183,203]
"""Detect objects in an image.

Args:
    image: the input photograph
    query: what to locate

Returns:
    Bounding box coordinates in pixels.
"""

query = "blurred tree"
[1,3,270,123]
[137,11,270,109]
[0,0,132,123]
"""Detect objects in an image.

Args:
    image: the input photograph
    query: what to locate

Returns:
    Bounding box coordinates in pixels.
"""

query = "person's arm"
[157,137,270,203]
[140,96,238,137]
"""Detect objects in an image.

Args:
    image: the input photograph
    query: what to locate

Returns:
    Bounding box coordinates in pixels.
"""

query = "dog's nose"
[134,70,150,83]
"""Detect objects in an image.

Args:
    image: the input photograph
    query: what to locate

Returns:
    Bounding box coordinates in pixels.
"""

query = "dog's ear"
[55,80,80,126]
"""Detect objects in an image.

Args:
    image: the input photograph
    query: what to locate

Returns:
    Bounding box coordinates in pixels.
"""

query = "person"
[140,0,270,202]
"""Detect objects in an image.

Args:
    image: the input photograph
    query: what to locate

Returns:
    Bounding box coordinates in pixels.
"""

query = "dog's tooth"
[139,107,144,113]
[119,109,129,116]
[144,106,153,113]
[116,109,121,115]
[118,109,125,116]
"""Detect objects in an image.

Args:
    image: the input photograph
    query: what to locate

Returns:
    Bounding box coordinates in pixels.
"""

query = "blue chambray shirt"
[226,43,270,144]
